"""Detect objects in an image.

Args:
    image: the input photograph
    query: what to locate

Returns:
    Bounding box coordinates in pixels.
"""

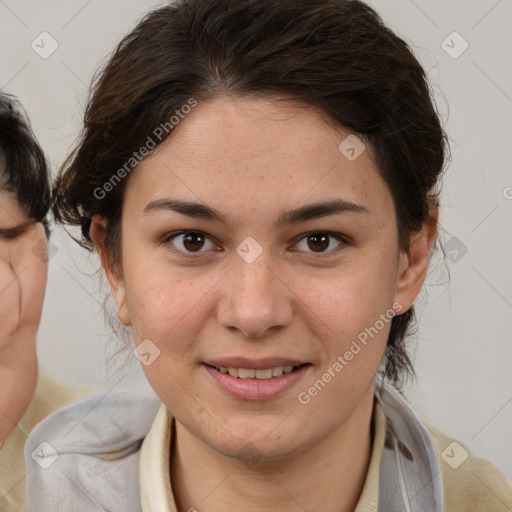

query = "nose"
[216,251,294,339]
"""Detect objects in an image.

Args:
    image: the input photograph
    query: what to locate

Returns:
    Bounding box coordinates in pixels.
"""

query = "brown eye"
[167,231,216,255]
[294,231,344,254]
[307,233,330,252]
[183,232,205,251]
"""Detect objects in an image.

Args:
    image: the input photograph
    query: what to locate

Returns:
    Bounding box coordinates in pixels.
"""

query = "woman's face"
[97,96,430,462]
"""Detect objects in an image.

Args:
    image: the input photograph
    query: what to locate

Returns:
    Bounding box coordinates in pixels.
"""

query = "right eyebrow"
[143,199,229,226]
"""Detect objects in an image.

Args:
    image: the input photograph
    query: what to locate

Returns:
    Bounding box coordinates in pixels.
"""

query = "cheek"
[123,257,214,346]
[294,273,395,416]
[291,254,399,394]
[298,252,398,333]
[121,261,209,405]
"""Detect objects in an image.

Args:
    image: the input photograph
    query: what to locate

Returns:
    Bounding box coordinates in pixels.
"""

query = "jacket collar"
[375,383,443,512]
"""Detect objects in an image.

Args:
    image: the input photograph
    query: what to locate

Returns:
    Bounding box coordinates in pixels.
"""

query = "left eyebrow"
[143,197,368,228]
[274,198,369,227]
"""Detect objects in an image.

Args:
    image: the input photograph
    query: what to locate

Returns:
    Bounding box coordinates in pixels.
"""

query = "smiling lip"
[203,361,311,400]
[203,357,307,369]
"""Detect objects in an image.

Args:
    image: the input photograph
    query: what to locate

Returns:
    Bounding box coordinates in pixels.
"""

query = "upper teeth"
[217,366,295,379]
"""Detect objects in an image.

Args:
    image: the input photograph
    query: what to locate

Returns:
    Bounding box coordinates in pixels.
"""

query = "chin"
[214,433,303,468]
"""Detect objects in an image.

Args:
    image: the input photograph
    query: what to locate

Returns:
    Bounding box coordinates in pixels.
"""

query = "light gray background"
[1,0,511,479]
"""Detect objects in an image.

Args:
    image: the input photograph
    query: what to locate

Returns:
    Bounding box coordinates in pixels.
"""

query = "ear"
[89,216,131,326]
[394,202,438,313]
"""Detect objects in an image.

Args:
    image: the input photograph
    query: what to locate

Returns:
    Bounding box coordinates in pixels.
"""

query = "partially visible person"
[0,92,50,448]
[0,92,99,511]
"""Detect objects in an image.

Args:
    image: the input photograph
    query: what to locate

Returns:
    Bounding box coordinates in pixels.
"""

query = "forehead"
[126,96,392,220]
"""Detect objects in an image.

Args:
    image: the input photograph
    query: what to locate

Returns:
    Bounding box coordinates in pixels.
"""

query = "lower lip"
[203,364,311,401]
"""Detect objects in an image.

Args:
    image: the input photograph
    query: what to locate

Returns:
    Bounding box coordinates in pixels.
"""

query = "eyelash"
[162,230,348,259]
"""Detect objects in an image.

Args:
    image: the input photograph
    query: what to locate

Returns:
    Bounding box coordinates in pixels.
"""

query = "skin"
[0,190,47,446]
[92,96,437,512]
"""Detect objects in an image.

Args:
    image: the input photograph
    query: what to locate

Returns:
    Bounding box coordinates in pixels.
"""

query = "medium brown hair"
[54,0,448,384]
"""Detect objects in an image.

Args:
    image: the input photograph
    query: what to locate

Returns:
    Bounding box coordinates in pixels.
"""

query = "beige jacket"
[0,373,98,511]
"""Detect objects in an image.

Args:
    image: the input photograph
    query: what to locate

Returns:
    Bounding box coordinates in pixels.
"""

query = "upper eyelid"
[0,228,22,239]
[0,221,35,239]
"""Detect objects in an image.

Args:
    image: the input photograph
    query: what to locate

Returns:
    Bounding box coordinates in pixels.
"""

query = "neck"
[170,387,375,512]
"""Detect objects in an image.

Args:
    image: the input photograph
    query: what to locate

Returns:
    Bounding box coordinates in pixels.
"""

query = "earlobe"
[394,205,438,312]
[89,216,131,326]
